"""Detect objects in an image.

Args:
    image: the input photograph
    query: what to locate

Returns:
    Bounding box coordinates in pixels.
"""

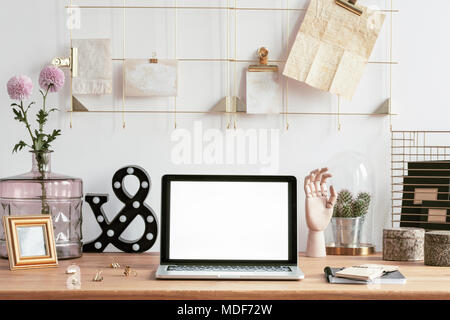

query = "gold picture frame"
[2,215,58,270]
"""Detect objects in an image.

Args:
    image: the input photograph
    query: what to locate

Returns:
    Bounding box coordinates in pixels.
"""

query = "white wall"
[0,0,448,253]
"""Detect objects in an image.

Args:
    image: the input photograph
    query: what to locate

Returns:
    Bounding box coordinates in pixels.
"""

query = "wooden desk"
[0,253,448,300]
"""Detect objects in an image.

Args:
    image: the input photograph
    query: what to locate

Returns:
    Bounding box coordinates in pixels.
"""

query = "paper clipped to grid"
[246,71,282,114]
[72,39,113,95]
[283,0,385,100]
[125,59,178,97]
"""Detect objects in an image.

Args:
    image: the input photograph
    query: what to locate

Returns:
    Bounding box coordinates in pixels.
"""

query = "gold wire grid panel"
[66,0,399,129]
[391,131,450,228]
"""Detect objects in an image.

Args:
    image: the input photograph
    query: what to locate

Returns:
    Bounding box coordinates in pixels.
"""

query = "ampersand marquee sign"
[83,166,158,253]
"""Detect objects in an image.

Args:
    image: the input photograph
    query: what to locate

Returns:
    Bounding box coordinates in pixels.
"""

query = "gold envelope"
[283,0,385,100]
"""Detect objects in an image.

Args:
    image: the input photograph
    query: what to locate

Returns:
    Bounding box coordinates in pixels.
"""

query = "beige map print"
[283,0,385,100]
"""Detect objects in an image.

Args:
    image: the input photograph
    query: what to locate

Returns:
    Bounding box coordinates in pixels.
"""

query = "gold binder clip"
[110,258,121,268]
[248,47,278,72]
[335,0,363,16]
[149,52,158,64]
[52,47,79,77]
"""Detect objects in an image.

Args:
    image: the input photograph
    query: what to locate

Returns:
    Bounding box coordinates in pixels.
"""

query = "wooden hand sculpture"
[305,168,337,257]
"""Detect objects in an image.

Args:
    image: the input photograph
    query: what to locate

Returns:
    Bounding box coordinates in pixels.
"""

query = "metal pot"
[332,217,365,247]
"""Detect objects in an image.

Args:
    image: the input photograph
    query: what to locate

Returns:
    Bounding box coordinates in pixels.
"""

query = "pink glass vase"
[0,151,83,259]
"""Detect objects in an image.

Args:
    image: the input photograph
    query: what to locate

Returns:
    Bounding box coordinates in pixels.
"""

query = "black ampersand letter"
[84,166,158,253]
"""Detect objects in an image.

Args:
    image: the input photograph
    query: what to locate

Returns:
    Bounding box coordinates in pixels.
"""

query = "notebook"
[336,264,399,281]
[324,266,407,284]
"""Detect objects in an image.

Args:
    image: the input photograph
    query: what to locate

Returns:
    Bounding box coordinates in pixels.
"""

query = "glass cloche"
[325,151,376,255]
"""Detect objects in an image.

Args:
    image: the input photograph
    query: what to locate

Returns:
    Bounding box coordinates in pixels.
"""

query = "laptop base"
[156,265,304,280]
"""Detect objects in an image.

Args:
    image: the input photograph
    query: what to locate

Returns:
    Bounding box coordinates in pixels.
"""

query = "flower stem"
[37,86,51,215]
[18,101,36,149]
[39,86,51,135]
[37,152,50,215]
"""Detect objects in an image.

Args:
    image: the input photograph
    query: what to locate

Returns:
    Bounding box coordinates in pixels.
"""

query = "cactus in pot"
[333,190,371,218]
[332,190,371,246]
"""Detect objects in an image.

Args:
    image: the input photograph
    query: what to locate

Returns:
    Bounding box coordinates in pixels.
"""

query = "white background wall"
[0,0,449,253]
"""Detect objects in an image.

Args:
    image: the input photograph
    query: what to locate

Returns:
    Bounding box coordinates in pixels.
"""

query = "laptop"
[156,175,304,280]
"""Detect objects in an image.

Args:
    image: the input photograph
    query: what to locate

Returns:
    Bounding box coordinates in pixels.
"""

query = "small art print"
[125,59,178,97]
[283,0,385,100]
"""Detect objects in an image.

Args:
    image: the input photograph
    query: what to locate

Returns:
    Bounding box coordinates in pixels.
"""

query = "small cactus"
[333,190,371,218]
[354,192,371,216]
[337,189,353,206]
[341,204,353,217]
[351,199,366,217]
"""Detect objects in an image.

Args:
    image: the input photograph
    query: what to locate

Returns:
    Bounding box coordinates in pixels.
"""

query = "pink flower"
[39,65,65,92]
[7,75,33,100]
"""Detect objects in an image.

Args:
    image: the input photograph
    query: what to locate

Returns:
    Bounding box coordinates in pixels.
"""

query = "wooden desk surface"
[0,253,449,300]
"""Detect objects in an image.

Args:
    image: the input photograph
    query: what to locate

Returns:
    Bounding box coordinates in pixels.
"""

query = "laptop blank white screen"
[169,181,289,261]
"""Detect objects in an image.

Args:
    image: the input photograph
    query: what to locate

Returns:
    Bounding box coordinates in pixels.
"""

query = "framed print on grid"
[400,161,450,230]
[2,215,58,270]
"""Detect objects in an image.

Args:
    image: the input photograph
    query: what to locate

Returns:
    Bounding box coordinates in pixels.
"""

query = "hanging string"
[226,0,230,129]
[337,95,341,131]
[174,0,178,129]
[285,0,290,130]
[389,0,393,131]
[233,0,238,129]
[122,0,126,129]
[69,0,73,128]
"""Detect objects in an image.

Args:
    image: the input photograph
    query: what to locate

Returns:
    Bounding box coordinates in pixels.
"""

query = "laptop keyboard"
[167,265,292,272]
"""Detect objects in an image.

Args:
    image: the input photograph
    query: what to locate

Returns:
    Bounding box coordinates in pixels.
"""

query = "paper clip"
[93,270,103,282]
[124,266,138,277]
[110,258,121,269]
[248,47,278,72]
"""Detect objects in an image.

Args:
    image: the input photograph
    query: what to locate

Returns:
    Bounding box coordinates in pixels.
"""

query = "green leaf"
[39,129,61,151]
[36,109,48,127]
[47,129,61,143]
[34,130,46,151]
[12,141,28,153]
[12,108,25,122]
[47,108,59,113]
[35,138,44,151]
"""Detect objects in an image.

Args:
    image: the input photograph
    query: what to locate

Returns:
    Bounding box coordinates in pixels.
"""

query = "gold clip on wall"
[335,0,363,16]
[64,0,399,130]
[52,47,78,77]
[248,47,278,72]
[391,131,450,229]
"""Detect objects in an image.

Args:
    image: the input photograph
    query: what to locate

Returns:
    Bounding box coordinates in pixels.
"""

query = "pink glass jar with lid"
[0,151,83,259]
